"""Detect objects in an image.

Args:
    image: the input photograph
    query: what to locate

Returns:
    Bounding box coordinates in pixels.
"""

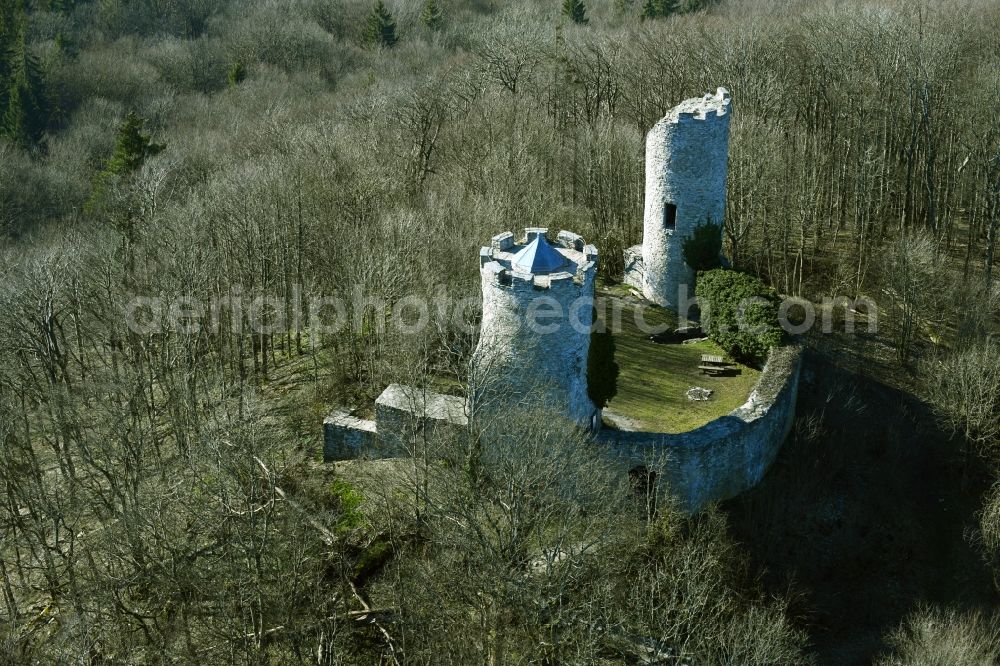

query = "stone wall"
[375,384,468,454]
[596,343,802,512]
[641,88,731,309]
[325,346,800,513]
[622,244,645,292]
[323,411,377,461]
[323,385,468,461]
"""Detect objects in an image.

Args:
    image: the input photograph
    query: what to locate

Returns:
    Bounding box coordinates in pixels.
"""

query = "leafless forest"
[1,0,999,663]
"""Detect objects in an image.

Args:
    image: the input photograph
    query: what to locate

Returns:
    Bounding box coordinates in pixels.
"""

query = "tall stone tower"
[627,87,732,309]
[472,228,600,430]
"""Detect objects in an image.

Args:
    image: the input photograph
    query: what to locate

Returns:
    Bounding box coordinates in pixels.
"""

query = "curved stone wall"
[596,343,802,512]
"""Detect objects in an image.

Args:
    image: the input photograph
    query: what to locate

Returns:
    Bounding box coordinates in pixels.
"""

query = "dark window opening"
[663,203,677,231]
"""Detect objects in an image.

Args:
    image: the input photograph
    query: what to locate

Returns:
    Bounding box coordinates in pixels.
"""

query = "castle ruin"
[625,87,732,309]
[323,88,802,513]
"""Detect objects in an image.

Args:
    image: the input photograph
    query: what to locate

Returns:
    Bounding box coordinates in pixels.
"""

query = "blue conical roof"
[511,234,569,274]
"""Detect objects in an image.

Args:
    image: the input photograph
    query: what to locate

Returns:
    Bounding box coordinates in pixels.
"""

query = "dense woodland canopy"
[1,0,999,663]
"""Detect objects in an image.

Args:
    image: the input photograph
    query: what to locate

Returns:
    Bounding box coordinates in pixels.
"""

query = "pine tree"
[364,1,398,48]
[86,112,165,216]
[0,4,12,116]
[0,1,11,50]
[47,0,75,13]
[105,112,165,176]
[659,0,679,15]
[641,0,676,20]
[420,0,443,30]
[227,60,246,87]
[562,0,588,24]
[3,9,46,147]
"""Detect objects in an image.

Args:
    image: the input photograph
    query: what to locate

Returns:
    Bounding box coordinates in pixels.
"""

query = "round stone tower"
[641,87,732,309]
[472,228,600,430]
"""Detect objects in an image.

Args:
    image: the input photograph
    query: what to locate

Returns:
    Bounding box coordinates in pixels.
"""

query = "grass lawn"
[602,296,760,433]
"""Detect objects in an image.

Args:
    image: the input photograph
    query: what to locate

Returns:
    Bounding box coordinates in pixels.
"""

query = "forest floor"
[725,343,999,665]
[600,295,760,433]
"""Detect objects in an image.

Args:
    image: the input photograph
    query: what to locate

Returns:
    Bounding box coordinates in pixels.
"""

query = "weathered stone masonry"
[472,228,600,430]
[625,87,732,310]
[323,411,377,461]
[325,343,802,514]
[323,384,467,461]
[376,384,467,454]
[597,343,803,513]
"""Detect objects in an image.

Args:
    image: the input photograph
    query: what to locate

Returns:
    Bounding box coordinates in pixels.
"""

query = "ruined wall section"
[622,245,645,292]
[323,385,467,461]
[323,411,377,461]
[375,384,468,454]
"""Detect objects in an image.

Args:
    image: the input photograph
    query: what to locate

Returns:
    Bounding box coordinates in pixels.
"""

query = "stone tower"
[627,87,732,309]
[472,228,600,430]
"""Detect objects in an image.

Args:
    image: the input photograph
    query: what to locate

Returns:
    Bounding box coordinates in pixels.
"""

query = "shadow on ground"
[724,351,998,665]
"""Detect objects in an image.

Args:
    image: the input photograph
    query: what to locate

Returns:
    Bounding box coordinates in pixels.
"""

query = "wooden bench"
[698,354,732,375]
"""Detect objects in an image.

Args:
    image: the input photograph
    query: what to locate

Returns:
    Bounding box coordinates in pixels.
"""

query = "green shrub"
[696,268,783,366]
[588,315,618,409]
[329,478,364,534]
[682,218,723,274]
[227,59,246,87]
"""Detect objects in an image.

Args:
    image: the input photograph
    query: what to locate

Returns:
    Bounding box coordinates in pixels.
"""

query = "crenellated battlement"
[660,87,731,125]
[480,228,597,291]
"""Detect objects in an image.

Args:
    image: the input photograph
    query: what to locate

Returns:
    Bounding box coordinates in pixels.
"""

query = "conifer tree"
[563,0,588,24]
[47,0,75,13]
[86,111,165,216]
[0,1,11,51]
[227,60,246,87]
[663,0,679,14]
[640,0,659,20]
[2,7,46,147]
[105,111,165,176]
[641,0,676,20]
[0,4,11,116]
[420,0,443,30]
[364,1,398,48]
